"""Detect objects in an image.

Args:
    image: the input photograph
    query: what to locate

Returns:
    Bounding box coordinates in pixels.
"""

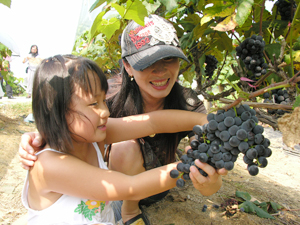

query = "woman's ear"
[122,59,133,75]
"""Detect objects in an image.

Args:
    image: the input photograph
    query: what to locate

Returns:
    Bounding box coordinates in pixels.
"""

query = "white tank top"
[21,142,115,225]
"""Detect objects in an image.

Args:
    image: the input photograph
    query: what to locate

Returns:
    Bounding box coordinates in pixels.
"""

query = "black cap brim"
[125,45,189,71]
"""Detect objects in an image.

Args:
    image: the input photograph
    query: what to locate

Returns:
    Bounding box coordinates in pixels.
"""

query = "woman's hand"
[189,159,226,196]
[184,145,227,196]
[19,132,44,169]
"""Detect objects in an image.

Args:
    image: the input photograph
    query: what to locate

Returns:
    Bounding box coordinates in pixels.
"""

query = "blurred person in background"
[23,45,41,98]
[0,61,14,99]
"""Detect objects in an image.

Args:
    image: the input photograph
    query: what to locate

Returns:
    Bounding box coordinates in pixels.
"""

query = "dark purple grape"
[248,164,259,176]
[224,161,234,170]
[213,152,223,161]
[208,120,218,131]
[182,173,191,180]
[177,162,185,172]
[198,143,209,153]
[193,125,203,136]
[207,113,215,121]
[176,178,185,188]
[220,130,231,142]
[258,157,268,168]
[199,152,209,163]
[222,152,232,162]
[229,136,241,147]
[246,148,258,160]
[224,117,235,127]
[170,169,180,178]
[215,159,225,169]
[183,164,191,173]
[236,129,248,141]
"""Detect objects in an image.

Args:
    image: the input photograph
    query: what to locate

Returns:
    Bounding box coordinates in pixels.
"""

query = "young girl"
[22,55,220,225]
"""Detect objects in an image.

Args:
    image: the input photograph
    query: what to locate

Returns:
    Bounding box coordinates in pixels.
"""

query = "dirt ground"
[0,100,300,225]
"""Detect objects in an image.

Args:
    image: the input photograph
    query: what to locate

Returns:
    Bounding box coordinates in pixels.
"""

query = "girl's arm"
[105,110,208,144]
[33,151,179,202]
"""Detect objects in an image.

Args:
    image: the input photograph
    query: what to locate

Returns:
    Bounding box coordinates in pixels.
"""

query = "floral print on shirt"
[74,200,108,221]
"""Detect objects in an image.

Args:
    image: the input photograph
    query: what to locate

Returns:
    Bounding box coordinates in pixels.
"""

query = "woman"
[19,15,227,225]
[23,45,41,98]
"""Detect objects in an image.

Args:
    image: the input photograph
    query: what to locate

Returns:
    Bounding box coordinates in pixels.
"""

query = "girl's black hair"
[29,45,39,57]
[32,55,108,153]
[107,59,200,164]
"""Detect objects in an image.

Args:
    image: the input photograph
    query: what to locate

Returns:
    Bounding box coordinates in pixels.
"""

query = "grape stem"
[259,0,265,36]
[289,3,300,78]
[223,76,300,111]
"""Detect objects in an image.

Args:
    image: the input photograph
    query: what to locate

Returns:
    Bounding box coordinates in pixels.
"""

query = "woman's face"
[124,57,180,101]
[31,46,37,53]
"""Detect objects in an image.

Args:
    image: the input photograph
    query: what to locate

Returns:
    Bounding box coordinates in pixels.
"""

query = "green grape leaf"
[89,0,106,12]
[239,200,275,219]
[159,0,178,12]
[269,202,284,212]
[89,11,106,42]
[293,95,300,108]
[266,73,283,83]
[239,200,256,212]
[183,64,195,84]
[124,0,148,26]
[0,0,11,8]
[254,204,275,219]
[212,14,238,32]
[100,18,121,40]
[143,1,161,14]
[216,32,233,52]
[236,191,252,201]
[264,43,281,63]
[111,3,125,17]
[236,0,254,26]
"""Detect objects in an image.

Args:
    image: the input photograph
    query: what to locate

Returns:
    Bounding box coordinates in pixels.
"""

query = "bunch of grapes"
[170,104,272,188]
[205,55,218,80]
[263,89,291,115]
[275,0,297,21]
[236,35,268,78]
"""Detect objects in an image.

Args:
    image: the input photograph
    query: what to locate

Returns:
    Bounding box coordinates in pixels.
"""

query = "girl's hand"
[19,132,44,169]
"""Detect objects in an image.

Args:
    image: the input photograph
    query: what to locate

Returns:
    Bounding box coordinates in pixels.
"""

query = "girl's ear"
[123,59,133,75]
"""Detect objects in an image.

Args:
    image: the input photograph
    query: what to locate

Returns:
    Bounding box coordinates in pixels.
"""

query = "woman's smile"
[150,78,170,90]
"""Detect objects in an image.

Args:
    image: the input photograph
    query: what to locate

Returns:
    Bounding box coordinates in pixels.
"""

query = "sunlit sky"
[1,0,84,57]
[0,0,101,77]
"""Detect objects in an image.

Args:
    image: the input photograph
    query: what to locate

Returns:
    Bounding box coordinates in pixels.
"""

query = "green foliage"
[236,191,284,219]
[0,43,22,92]
[0,0,11,8]
[71,0,300,106]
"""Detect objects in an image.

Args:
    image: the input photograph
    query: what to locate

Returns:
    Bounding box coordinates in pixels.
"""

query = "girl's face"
[66,72,110,143]
[124,57,180,102]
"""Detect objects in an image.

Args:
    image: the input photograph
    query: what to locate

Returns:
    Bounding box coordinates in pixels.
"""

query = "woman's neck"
[142,97,165,113]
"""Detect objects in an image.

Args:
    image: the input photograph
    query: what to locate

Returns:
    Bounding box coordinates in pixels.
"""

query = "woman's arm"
[22,56,29,64]
[105,110,208,144]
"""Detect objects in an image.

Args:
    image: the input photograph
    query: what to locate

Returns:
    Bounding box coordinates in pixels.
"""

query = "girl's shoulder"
[34,147,67,168]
